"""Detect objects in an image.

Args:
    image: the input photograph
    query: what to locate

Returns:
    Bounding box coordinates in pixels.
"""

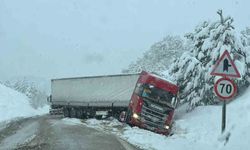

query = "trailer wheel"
[76,109,83,119]
[95,115,102,120]
[81,111,88,119]
[63,107,70,117]
[70,108,77,118]
[125,108,132,123]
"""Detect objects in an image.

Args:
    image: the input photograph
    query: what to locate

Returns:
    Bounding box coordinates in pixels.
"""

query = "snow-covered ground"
[0,84,49,123]
[64,86,250,150]
[2,77,246,150]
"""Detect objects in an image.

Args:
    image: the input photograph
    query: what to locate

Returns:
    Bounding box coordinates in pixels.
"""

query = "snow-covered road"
[0,115,140,150]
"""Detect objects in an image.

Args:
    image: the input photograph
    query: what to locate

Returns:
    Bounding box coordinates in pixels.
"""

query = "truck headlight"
[132,113,139,119]
[164,125,170,130]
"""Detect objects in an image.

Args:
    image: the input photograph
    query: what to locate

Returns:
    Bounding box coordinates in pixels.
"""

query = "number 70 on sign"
[214,78,237,100]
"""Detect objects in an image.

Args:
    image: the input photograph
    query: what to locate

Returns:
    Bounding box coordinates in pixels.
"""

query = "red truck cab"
[126,71,179,135]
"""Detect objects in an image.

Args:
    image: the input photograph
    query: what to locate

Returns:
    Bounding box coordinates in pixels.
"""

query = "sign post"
[222,100,226,133]
[210,50,240,133]
[214,77,237,133]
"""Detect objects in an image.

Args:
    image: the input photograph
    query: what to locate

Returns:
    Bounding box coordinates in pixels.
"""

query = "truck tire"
[125,108,132,124]
[69,108,77,118]
[63,108,70,117]
[89,109,96,118]
[95,115,102,120]
[81,111,88,119]
[76,109,82,119]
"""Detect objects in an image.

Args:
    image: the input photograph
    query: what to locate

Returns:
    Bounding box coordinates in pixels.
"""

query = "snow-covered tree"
[123,35,185,74]
[169,10,250,110]
[240,27,250,83]
[4,78,48,109]
[169,52,206,107]
[241,27,250,47]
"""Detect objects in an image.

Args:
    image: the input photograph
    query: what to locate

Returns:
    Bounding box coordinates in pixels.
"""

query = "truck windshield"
[134,83,176,107]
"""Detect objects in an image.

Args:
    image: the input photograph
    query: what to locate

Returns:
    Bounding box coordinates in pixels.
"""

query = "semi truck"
[48,71,179,135]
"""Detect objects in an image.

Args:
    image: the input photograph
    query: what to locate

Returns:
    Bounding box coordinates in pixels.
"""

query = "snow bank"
[62,118,82,125]
[0,84,49,122]
[81,87,250,150]
[121,87,250,150]
[83,118,125,133]
[222,87,250,149]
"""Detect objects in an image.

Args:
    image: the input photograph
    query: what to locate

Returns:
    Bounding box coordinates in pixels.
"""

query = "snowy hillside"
[73,87,250,150]
[0,84,49,122]
[3,76,50,95]
[2,76,50,109]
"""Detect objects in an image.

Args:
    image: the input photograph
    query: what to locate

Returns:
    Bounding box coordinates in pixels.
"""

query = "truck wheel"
[76,109,82,119]
[125,108,132,123]
[89,110,96,118]
[81,111,87,119]
[95,115,102,120]
[70,108,76,118]
[63,108,70,117]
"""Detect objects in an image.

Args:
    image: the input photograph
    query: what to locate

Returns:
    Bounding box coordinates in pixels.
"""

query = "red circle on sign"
[214,77,237,100]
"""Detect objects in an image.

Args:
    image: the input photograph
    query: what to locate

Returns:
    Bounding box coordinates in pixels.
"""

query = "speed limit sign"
[214,78,237,100]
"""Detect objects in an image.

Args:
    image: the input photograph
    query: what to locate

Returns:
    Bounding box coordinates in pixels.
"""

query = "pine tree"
[241,27,250,47]
[169,10,250,110]
[168,52,206,108]
[123,35,185,74]
[240,27,250,83]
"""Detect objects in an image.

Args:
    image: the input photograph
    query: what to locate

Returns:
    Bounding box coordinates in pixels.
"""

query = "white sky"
[0,0,250,80]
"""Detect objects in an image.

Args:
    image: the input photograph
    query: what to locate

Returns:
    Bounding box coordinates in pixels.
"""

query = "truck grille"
[141,100,168,130]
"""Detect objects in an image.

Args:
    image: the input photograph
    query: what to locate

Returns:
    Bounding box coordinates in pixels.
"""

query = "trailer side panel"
[51,74,140,107]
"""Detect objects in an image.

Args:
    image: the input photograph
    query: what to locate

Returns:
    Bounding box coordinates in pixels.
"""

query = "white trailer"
[50,73,140,118]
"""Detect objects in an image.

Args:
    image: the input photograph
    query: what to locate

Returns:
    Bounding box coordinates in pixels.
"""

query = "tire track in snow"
[0,121,38,150]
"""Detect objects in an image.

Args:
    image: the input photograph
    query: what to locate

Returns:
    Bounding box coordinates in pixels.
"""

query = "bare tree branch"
[217,9,224,24]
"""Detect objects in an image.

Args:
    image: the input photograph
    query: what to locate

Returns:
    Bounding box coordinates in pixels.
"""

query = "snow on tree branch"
[168,10,249,110]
